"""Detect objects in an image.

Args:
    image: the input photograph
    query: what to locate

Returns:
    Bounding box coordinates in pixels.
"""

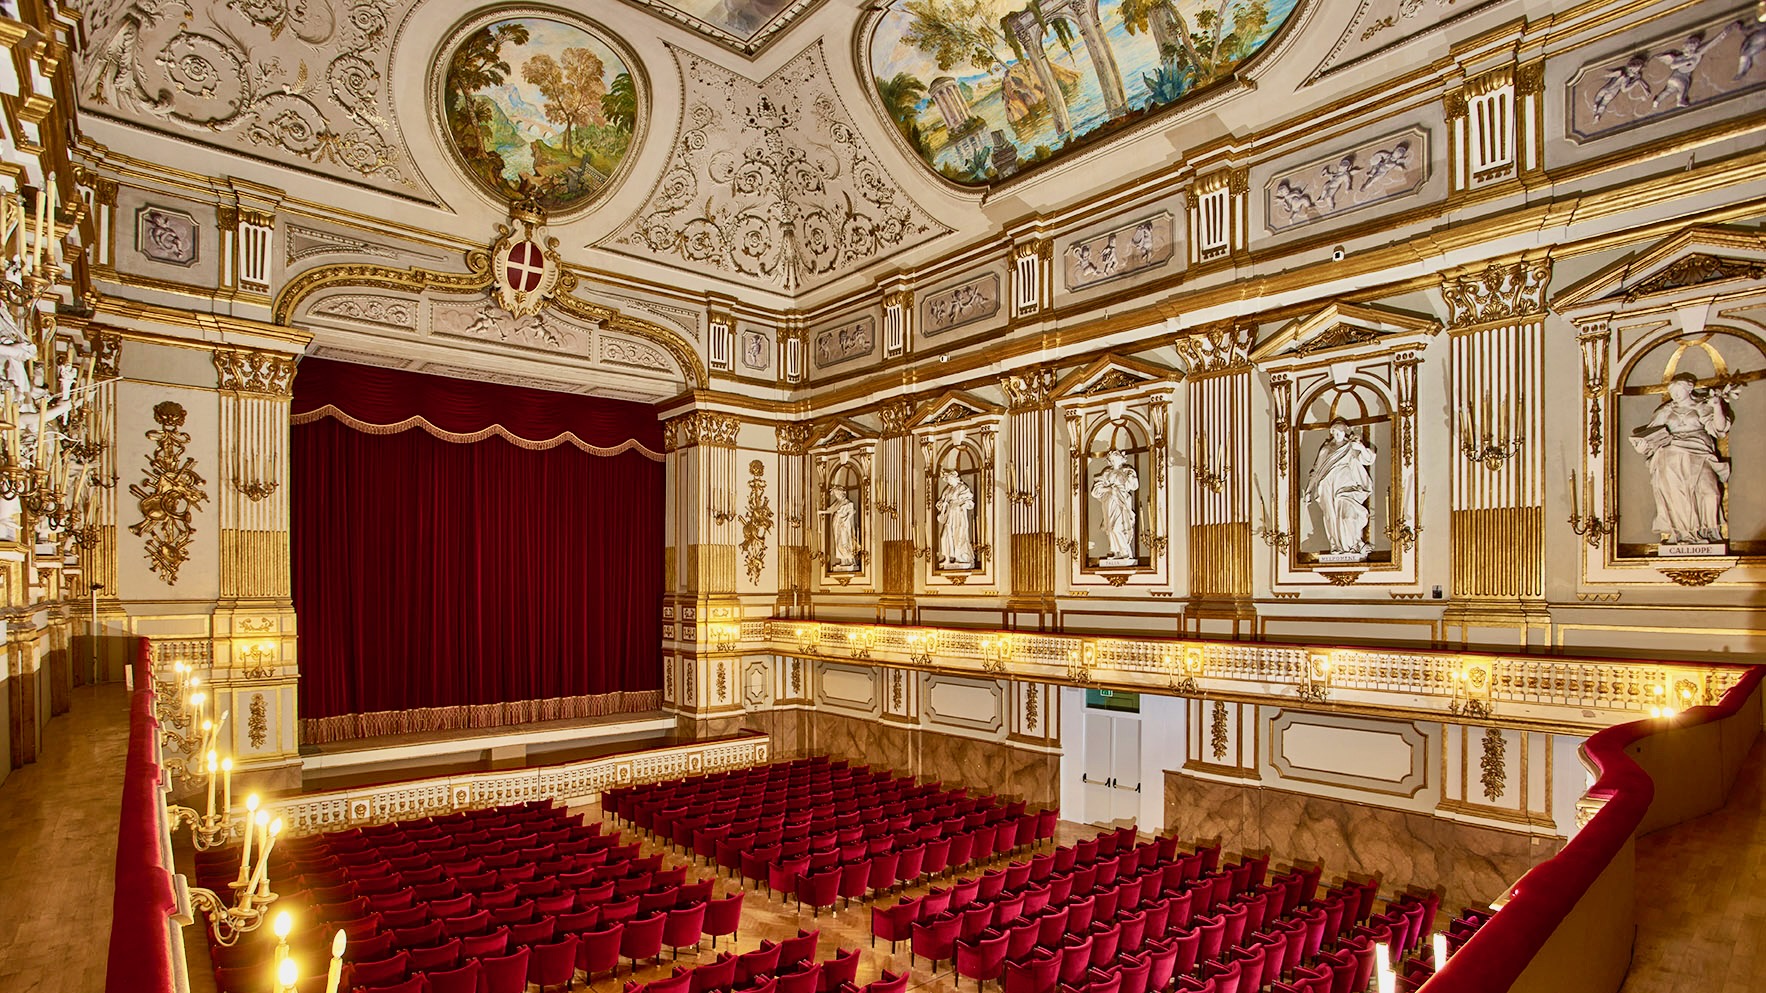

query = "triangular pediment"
[1251,302,1438,363]
[912,390,1003,429]
[1553,226,1766,312]
[1053,354,1179,401]
[811,418,877,449]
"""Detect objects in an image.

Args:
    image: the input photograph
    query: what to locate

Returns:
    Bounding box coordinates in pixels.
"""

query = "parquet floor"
[0,684,130,993]
[1620,737,1766,993]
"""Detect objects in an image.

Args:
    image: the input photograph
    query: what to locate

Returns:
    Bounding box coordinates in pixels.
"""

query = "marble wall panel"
[748,709,1059,808]
[1164,770,1561,910]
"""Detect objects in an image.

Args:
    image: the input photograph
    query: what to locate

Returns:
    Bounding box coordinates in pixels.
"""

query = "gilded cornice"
[1440,258,1553,331]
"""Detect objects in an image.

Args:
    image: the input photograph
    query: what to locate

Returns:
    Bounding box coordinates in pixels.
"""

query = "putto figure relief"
[1305,418,1378,556]
[935,469,976,569]
[1630,373,1737,548]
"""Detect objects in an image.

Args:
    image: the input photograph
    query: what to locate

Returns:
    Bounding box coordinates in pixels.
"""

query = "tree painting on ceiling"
[442,15,639,213]
[869,0,1299,185]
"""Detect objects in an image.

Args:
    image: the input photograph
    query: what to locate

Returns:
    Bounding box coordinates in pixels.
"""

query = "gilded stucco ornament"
[129,401,207,586]
[739,461,774,585]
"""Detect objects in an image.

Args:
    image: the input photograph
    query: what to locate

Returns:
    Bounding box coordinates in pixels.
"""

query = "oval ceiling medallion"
[866,0,1301,186]
[436,9,644,214]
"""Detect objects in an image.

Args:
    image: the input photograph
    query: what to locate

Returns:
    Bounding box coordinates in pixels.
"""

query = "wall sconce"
[1065,644,1095,684]
[1459,390,1524,470]
[1192,432,1229,493]
[707,621,741,652]
[847,627,876,660]
[906,630,937,666]
[238,641,276,677]
[795,624,821,653]
[1384,518,1422,553]
[1566,470,1615,547]
[1297,652,1331,704]
[1165,648,1202,695]
[1647,683,1681,719]
[1448,663,1493,719]
[979,634,1014,674]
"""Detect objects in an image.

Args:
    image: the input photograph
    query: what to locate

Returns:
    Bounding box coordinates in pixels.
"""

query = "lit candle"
[242,809,271,901]
[272,911,292,976]
[220,757,232,818]
[324,930,346,993]
[44,177,56,269]
[12,192,23,264]
[200,719,213,757]
[31,181,45,270]
[205,750,218,820]
[256,817,283,900]
[237,794,259,883]
[1433,931,1448,967]
[1376,964,1395,993]
[275,957,297,993]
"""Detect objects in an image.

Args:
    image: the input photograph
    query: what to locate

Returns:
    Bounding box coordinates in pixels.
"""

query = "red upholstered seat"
[911,913,962,970]
[778,928,819,967]
[664,902,708,958]
[418,958,480,993]
[735,939,783,986]
[353,974,425,993]
[955,931,1009,990]
[527,935,579,993]
[775,961,822,993]
[797,868,842,917]
[404,937,460,972]
[621,913,668,974]
[703,890,744,948]
[817,947,861,993]
[478,946,532,993]
[578,922,625,981]
[459,926,510,959]
[345,952,410,989]
[691,952,739,993]
[509,916,556,946]
[1004,948,1061,993]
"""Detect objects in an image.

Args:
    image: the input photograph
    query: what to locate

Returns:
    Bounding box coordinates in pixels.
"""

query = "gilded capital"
[214,347,298,396]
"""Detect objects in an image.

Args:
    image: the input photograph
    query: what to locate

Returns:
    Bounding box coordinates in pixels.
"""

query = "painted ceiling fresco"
[440,14,641,213]
[867,0,1300,185]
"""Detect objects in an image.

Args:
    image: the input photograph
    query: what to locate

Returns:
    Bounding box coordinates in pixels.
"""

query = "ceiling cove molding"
[603,41,953,296]
[274,255,709,388]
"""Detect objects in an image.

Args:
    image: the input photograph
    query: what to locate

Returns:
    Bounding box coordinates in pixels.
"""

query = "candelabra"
[905,630,937,666]
[1458,392,1524,470]
[709,621,741,652]
[1296,654,1331,704]
[1192,448,1229,493]
[1163,650,1202,695]
[1255,523,1290,552]
[1064,645,1095,684]
[978,634,1013,674]
[1448,666,1493,719]
[1384,518,1422,553]
[1,182,106,549]
[1566,470,1615,547]
[845,627,876,660]
[181,804,285,944]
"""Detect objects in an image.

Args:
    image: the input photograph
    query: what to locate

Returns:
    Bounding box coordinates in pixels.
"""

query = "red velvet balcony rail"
[1424,662,1764,993]
[106,637,178,993]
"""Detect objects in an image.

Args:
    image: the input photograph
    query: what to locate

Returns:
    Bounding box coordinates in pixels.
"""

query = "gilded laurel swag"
[130,401,208,585]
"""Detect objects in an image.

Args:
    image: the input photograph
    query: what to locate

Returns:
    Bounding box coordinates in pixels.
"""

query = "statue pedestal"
[1317,551,1370,564]
[1657,543,1726,557]
[1097,556,1137,568]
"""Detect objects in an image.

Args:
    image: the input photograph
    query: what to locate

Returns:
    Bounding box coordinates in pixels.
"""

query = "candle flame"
[273,911,292,939]
[331,929,347,957]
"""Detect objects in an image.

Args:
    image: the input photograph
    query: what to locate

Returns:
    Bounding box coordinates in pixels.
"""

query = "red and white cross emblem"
[504,240,546,292]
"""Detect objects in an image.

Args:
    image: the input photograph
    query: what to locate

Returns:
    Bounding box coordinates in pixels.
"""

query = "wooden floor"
[1620,736,1766,993]
[0,683,130,993]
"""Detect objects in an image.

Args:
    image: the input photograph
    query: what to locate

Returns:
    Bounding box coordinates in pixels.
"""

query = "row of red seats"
[617,929,859,993]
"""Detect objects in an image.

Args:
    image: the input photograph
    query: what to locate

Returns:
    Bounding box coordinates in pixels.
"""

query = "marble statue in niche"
[1629,372,1736,550]
[1090,449,1139,567]
[1305,418,1378,557]
[936,469,976,569]
[820,488,860,570]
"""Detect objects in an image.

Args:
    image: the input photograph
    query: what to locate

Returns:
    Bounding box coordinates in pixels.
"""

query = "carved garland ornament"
[739,461,774,585]
[1441,259,1551,329]
[129,402,208,586]
[665,411,741,452]
[249,693,268,750]
[1209,700,1229,761]
[1479,727,1506,802]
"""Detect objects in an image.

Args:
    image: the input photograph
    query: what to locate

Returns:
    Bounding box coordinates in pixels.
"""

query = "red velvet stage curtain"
[291,359,664,743]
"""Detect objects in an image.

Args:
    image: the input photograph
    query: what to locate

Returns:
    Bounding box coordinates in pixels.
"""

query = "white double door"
[1082,711,1143,825]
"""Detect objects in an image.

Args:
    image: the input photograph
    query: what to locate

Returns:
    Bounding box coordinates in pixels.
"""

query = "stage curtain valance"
[290,357,664,459]
[291,359,664,744]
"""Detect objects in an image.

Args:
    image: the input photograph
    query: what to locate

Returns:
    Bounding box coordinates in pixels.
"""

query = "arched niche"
[1290,378,1396,566]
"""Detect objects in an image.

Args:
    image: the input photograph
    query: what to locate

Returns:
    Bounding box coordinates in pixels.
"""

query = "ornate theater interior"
[0,0,1762,991]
